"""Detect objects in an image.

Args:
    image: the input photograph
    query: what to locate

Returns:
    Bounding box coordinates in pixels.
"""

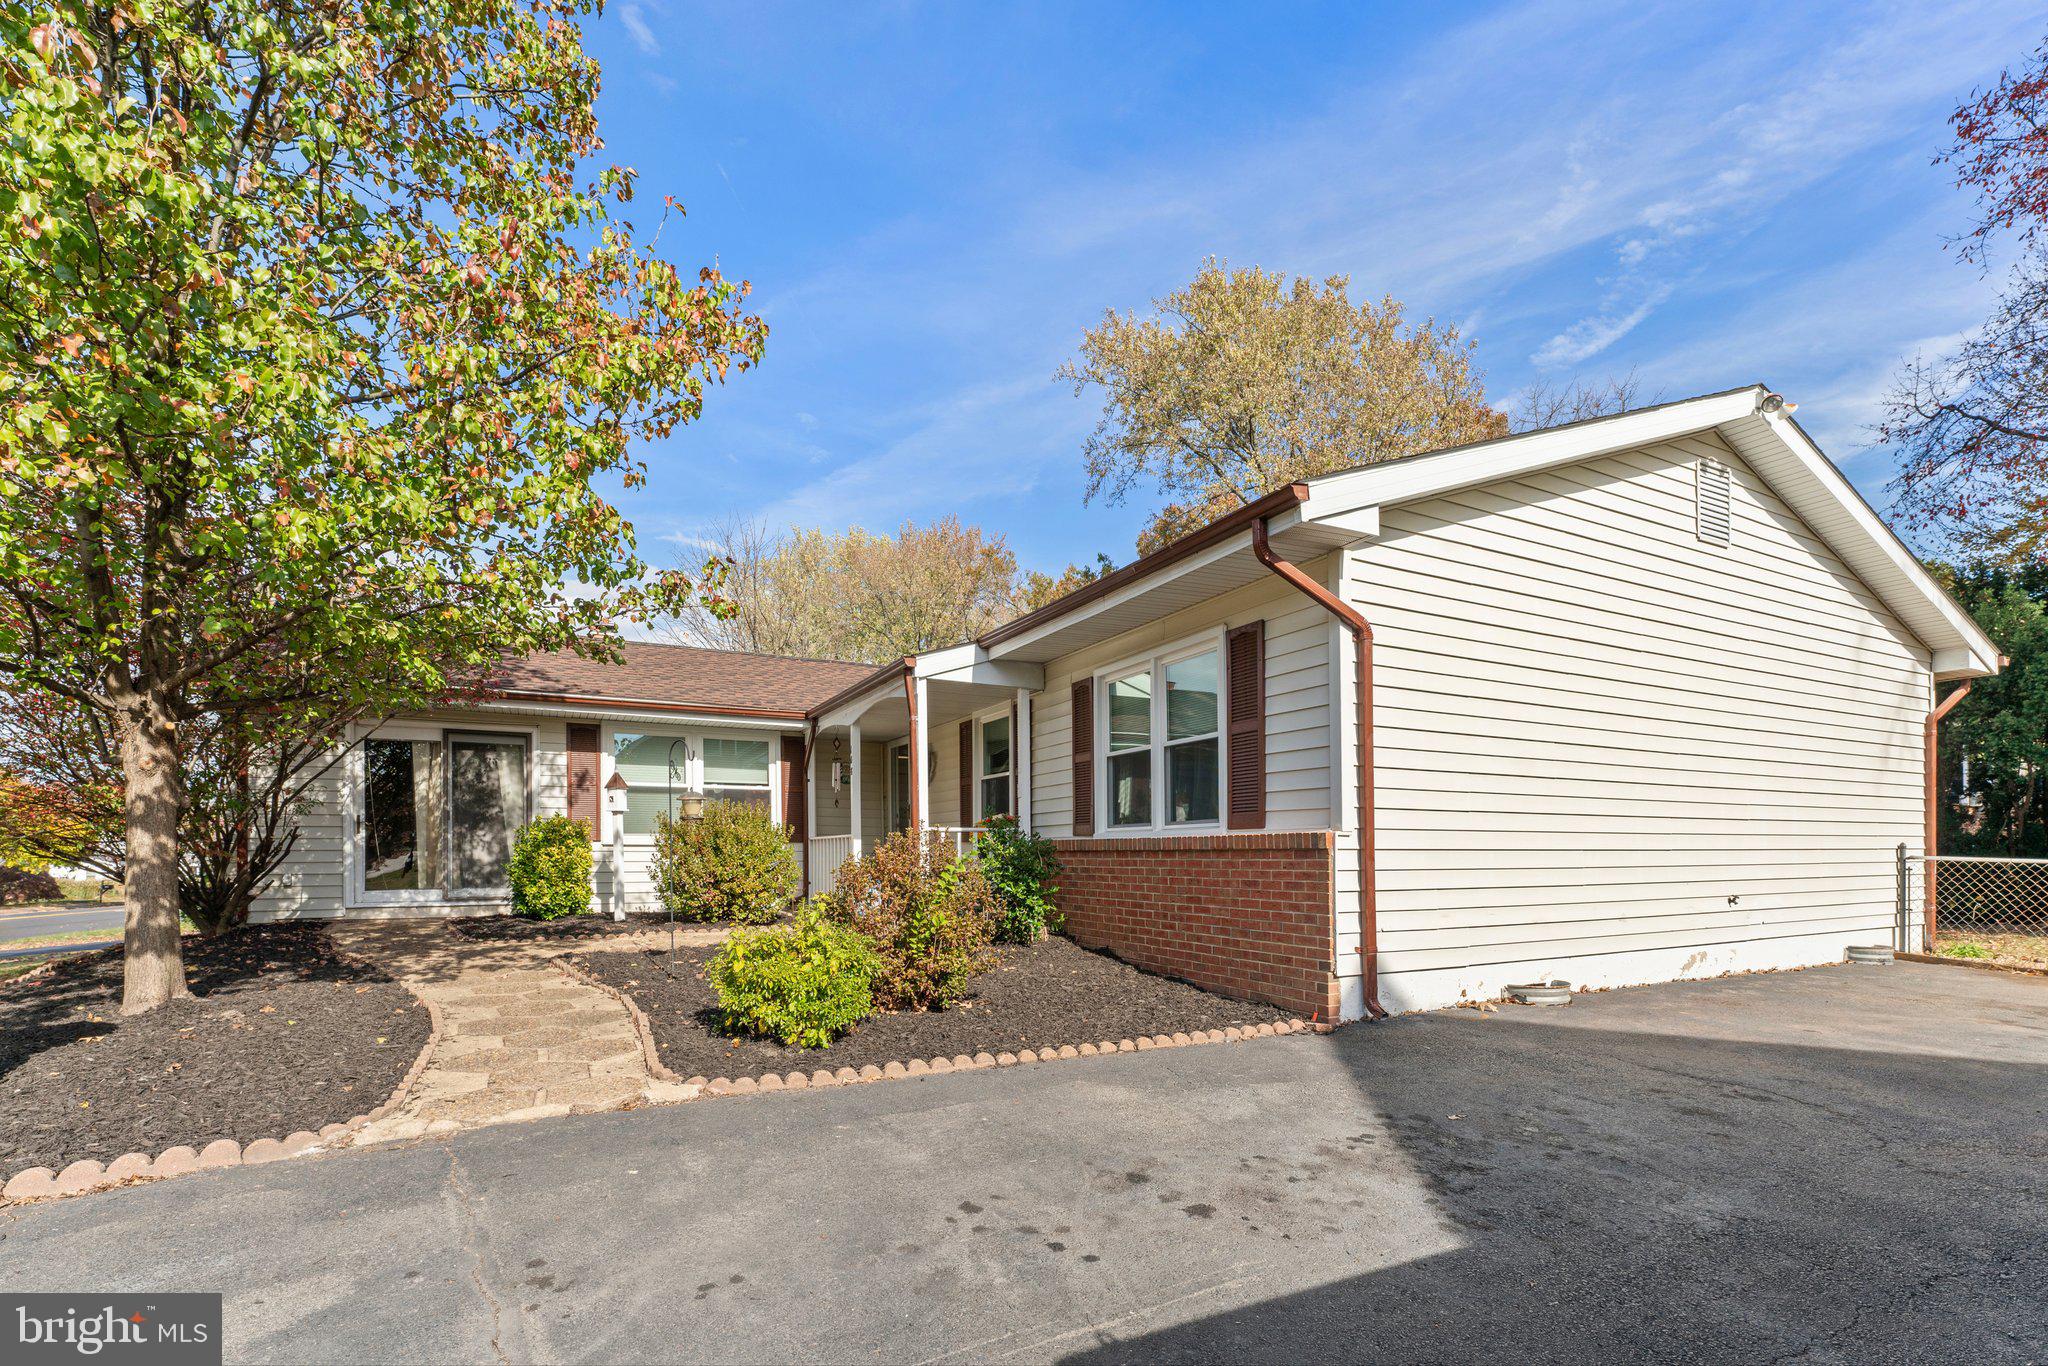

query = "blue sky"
[581,0,2042,580]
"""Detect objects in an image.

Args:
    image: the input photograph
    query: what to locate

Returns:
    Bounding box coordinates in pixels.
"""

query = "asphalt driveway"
[1,960,2041,1363]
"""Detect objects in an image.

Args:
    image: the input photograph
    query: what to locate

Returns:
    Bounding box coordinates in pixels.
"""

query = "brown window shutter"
[959,720,974,826]
[1225,620,1265,829]
[780,735,806,843]
[566,724,600,840]
[1007,699,1020,817]
[1070,679,1094,836]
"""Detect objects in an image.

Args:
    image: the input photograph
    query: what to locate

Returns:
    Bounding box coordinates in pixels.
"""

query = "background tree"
[1018,552,1114,611]
[666,516,1021,663]
[1058,260,1505,553]
[0,3,765,1011]
[1511,370,1650,431]
[1930,563,2048,854]
[1884,35,2048,562]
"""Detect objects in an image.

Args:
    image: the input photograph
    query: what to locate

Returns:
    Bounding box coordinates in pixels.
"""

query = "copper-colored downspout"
[800,719,816,900]
[900,662,922,831]
[1252,520,1386,1020]
[1924,680,1973,949]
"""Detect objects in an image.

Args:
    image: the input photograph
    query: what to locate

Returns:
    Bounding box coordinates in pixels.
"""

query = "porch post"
[910,675,930,831]
[849,722,864,858]
[803,725,817,895]
[1014,686,1032,832]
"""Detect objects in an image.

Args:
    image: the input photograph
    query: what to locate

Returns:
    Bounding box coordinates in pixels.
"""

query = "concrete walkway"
[329,922,706,1143]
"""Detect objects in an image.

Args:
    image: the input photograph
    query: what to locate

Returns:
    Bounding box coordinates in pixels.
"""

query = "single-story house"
[254,386,2000,1020]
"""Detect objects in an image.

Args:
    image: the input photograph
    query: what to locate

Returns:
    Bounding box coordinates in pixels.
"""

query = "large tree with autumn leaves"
[0,1,765,1012]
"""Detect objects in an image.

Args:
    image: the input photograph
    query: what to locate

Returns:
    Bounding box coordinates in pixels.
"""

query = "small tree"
[1059,259,1505,553]
[0,4,765,1010]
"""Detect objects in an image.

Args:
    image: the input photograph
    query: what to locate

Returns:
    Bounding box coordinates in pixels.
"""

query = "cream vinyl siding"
[1029,564,1336,837]
[1340,431,1930,1014]
[254,710,570,920]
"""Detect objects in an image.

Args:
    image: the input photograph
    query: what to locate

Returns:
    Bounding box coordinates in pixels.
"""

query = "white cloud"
[1532,286,1674,368]
[621,4,659,57]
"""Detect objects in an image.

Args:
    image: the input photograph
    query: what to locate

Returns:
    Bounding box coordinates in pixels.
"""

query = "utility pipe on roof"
[1251,519,1387,1020]
[1924,679,1973,949]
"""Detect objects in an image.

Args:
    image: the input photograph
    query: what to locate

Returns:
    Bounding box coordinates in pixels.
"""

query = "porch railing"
[808,834,856,893]
[922,826,982,858]
[808,827,985,894]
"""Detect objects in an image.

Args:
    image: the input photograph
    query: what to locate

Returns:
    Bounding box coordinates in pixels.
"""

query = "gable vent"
[1696,458,1732,547]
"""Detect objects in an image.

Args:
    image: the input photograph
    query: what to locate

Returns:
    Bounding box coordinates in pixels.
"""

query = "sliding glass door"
[356,730,529,904]
[447,733,529,895]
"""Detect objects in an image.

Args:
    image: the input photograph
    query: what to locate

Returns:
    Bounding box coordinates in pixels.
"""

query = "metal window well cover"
[1845,945,1894,964]
[1505,980,1572,1006]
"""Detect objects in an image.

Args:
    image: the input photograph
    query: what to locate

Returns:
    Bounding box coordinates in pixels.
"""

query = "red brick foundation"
[1053,831,1339,1021]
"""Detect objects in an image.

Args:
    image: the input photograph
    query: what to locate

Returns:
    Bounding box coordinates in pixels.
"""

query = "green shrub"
[1941,942,1991,960]
[652,799,799,924]
[710,909,879,1047]
[507,815,593,920]
[819,830,999,1010]
[971,816,1062,942]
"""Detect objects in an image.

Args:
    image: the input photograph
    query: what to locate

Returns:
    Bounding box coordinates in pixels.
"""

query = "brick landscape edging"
[688,1017,1324,1097]
[558,953,1327,1101]
[0,936,444,1205]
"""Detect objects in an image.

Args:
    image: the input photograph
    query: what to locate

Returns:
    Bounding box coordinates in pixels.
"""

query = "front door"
[888,742,911,834]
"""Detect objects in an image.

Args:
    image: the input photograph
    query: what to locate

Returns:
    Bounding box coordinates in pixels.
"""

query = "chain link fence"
[1900,849,2048,971]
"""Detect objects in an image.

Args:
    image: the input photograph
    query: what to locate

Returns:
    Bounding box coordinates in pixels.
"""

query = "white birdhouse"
[604,770,630,816]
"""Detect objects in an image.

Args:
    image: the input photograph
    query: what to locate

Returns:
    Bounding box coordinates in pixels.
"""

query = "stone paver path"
[330,922,709,1144]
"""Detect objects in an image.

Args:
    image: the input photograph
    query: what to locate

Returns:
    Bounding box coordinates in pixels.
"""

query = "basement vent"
[1696,458,1732,546]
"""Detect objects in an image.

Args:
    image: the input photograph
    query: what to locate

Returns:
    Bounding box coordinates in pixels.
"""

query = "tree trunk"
[119,698,189,1014]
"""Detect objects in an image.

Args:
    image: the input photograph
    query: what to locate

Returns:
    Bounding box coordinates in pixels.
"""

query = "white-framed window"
[1099,637,1222,831]
[978,713,1012,821]
[609,727,777,838]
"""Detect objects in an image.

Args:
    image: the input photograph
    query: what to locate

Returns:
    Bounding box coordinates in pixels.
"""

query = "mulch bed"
[0,926,428,1175]
[572,936,1296,1080]
[447,912,711,943]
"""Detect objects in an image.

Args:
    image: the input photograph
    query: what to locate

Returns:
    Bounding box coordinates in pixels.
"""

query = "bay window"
[1102,643,1220,830]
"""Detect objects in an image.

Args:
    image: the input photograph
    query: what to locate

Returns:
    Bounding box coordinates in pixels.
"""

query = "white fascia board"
[1294,485,1381,540]
[983,528,1256,660]
[1754,408,2000,676]
[908,642,1045,687]
[1306,388,1766,510]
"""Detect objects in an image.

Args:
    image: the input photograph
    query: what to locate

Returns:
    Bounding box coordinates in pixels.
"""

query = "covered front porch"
[803,650,1042,892]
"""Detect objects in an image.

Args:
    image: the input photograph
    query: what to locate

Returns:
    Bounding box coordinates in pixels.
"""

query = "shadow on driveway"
[1066,963,2048,1363]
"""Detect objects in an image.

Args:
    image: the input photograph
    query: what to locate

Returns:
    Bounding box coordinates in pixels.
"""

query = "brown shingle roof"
[487,643,879,716]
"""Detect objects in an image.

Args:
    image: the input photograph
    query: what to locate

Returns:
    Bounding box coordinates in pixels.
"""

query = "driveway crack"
[444,1149,521,1365]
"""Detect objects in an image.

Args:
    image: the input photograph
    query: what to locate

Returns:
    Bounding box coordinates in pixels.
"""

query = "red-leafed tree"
[1885,36,2048,562]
